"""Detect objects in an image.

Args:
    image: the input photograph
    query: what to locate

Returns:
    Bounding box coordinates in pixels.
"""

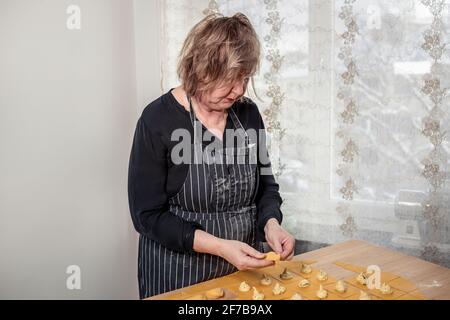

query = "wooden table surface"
[149,240,450,300]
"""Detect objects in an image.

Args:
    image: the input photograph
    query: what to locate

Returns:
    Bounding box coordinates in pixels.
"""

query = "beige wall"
[0,0,161,299]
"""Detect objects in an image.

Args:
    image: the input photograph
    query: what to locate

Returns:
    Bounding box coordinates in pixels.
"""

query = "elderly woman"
[128,13,295,299]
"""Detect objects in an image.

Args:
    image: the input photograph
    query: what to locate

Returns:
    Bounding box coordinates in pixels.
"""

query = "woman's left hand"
[264,218,295,260]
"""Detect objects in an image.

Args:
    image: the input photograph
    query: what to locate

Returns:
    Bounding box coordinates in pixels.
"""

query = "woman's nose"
[231,79,246,96]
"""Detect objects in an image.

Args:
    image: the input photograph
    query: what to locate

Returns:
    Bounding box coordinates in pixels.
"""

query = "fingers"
[286,250,294,261]
[267,238,284,258]
[239,243,274,269]
[270,240,283,254]
[243,256,275,269]
[241,243,266,259]
[280,237,295,260]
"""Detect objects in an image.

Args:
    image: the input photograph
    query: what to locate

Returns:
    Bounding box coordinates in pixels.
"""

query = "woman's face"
[197,76,250,111]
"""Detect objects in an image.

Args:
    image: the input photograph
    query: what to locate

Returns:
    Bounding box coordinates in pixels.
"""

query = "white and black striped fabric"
[138,99,261,299]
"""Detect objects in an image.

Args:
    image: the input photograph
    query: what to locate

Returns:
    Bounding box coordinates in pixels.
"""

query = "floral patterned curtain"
[159,0,450,267]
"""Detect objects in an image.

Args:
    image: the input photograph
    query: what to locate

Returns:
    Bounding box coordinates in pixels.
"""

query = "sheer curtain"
[159,0,450,267]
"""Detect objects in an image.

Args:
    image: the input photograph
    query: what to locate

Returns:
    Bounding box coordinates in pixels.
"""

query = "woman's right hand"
[217,239,274,271]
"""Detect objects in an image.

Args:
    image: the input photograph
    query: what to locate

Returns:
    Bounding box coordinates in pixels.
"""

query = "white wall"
[0,0,160,299]
[134,0,163,112]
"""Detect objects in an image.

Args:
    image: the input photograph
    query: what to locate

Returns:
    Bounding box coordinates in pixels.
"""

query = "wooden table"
[149,240,450,300]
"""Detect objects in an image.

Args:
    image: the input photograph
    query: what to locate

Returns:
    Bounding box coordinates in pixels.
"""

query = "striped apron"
[138,100,261,299]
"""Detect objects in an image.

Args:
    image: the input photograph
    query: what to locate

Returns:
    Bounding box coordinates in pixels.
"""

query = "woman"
[128,13,295,299]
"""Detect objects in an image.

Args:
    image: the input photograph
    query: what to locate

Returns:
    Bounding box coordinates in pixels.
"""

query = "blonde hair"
[177,13,260,98]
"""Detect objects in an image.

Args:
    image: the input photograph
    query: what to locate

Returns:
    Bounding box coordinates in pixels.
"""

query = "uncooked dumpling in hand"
[265,251,280,262]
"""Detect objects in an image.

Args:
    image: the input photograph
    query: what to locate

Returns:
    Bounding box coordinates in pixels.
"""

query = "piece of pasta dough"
[272,282,286,295]
[265,251,280,262]
[316,285,328,299]
[205,288,224,299]
[252,287,265,300]
[301,263,312,274]
[316,270,328,281]
[359,291,371,300]
[335,280,347,293]
[186,294,206,300]
[260,274,272,286]
[356,272,368,285]
[289,293,303,300]
[239,281,251,292]
[280,267,293,280]
[298,279,310,288]
[379,282,393,295]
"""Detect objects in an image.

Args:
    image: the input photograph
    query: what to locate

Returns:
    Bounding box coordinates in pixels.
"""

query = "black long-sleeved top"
[127,89,283,253]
